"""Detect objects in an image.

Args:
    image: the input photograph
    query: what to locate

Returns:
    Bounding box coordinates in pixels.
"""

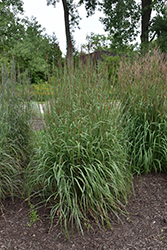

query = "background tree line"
[0,0,62,84]
[47,0,167,61]
[0,0,166,82]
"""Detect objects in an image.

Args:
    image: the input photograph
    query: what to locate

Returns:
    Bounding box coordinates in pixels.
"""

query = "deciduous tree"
[82,0,167,49]
[46,0,80,65]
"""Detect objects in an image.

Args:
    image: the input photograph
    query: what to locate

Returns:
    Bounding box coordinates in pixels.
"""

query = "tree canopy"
[0,1,62,83]
[81,0,167,52]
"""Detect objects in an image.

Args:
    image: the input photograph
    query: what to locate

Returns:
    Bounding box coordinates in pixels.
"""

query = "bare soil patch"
[0,173,167,249]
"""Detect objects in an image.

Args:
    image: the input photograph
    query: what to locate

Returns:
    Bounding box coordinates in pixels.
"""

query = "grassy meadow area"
[0,49,167,236]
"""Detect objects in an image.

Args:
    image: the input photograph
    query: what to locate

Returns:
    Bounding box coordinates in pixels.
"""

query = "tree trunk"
[62,0,73,66]
[141,0,152,43]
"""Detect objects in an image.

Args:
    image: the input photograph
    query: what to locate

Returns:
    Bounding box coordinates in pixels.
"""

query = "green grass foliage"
[26,65,131,235]
[0,66,33,199]
[117,48,167,173]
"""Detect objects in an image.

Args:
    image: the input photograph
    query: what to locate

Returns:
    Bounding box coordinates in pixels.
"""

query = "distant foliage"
[30,82,54,102]
[0,2,62,84]
[81,32,136,55]
[150,14,167,53]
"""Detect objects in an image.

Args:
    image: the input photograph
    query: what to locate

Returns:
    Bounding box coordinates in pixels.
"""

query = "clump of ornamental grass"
[0,107,22,199]
[117,48,167,173]
[0,62,33,199]
[26,63,132,236]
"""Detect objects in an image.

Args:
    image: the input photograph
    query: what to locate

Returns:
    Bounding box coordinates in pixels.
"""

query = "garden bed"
[0,173,167,249]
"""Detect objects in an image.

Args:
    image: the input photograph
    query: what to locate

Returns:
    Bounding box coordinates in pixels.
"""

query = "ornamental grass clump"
[117,48,167,173]
[0,105,22,199]
[27,64,132,235]
[0,62,33,199]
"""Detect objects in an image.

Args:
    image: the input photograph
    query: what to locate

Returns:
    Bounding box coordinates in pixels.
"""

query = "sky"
[23,0,107,55]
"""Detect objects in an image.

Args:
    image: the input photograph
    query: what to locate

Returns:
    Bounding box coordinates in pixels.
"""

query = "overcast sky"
[23,0,107,55]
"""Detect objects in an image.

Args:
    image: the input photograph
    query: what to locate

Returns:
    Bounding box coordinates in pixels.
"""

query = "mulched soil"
[0,173,167,250]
